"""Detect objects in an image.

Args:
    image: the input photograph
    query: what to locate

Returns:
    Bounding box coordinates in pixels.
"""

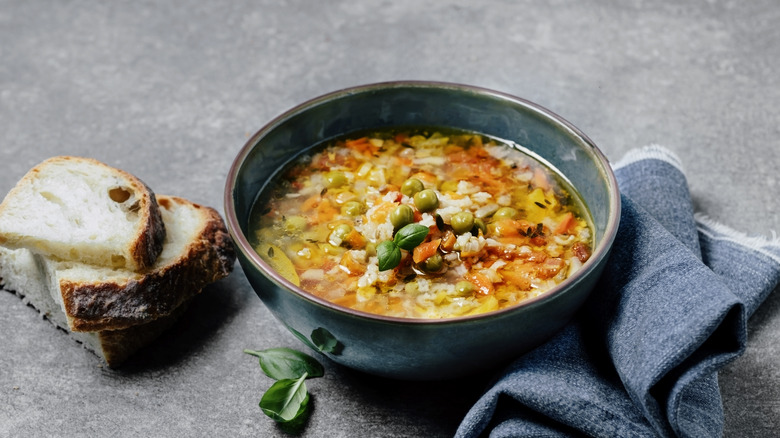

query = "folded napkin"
[456,145,780,437]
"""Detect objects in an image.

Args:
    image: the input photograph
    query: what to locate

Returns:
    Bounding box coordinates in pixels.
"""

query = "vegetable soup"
[250,129,592,319]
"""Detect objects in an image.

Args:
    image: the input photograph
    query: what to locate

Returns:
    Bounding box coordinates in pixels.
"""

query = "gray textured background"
[1,1,778,436]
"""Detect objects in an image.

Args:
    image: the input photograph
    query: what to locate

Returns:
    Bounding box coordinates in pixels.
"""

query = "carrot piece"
[343,229,367,249]
[532,167,551,191]
[345,136,370,147]
[440,230,457,252]
[340,251,367,275]
[466,271,494,295]
[344,137,379,156]
[313,198,338,224]
[554,212,575,235]
[413,239,441,264]
[490,218,521,237]
[500,269,532,290]
[370,203,394,223]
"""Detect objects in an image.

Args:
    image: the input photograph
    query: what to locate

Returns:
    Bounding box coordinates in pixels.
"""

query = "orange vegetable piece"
[440,230,457,252]
[340,251,367,276]
[500,269,532,291]
[491,218,521,238]
[554,212,575,235]
[343,229,367,249]
[466,271,494,296]
[413,239,441,264]
[345,137,379,156]
[313,198,338,224]
[332,294,358,308]
[532,167,551,191]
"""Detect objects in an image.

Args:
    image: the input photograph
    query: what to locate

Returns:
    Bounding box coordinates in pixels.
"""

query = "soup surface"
[251,129,592,319]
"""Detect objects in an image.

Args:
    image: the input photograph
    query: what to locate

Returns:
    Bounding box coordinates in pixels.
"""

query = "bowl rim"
[225,80,621,325]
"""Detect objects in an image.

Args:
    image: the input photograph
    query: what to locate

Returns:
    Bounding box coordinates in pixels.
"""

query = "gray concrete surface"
[1,1,778,436]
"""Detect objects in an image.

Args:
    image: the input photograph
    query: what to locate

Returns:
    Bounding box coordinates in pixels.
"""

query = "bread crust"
[60,195,235,332]
[129,178,167,271]
[97,301,190,367]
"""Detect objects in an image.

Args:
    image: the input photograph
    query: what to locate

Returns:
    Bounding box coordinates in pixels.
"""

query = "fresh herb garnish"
[377,223,430,271]
[311,327,343,354]
[244,348,325,425]
[244,347,324,380]
[394,223,429,250]
[377,239,402,271]
[260,372,310,423]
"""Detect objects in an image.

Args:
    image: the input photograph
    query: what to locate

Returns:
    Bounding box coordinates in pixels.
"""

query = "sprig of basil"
[377,223,429,271]
[394,223,429,250]
[244,347,324,380]
[244,348,325,425]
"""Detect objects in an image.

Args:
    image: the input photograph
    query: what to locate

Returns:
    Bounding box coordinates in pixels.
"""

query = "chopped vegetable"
[257,243,300,286]
[413,239,441,264]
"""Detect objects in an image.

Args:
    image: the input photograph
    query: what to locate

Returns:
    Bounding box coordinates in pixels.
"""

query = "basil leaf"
[394,223,429,251]
[244,348,324,380]
[260,373,310,423]
[285,323,319,352]
[377,240,401,271]
[311,327,343,355]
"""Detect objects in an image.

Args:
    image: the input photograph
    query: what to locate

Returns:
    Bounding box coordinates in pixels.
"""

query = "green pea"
[450,211,475,235]
[493,207,519,220]
[329,224,352,246]
[472,218,487,236]
[401,178,425,197]
[421,252,443,272]
[455,280,475,296]
[413,189,439,212]
[326,171,348,188]
[390,204,415,229]
[341,201,365,216]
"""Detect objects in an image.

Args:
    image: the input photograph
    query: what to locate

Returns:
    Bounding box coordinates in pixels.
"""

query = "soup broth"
[250,129,592,319]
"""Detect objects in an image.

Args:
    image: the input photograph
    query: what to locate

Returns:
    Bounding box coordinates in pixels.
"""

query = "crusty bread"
[0,156,166,271]
[0,194,236,366]
[0,246,191,367]
[52,195,235,332]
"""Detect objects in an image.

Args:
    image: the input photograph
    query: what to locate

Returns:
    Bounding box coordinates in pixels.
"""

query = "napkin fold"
[456,145,780,438]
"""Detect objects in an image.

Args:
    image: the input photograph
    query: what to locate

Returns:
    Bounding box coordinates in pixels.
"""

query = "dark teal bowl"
[225,81,620,380]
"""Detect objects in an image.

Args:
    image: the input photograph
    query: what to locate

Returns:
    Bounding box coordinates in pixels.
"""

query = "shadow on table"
[115,269,252,373]
[323,358,501,436]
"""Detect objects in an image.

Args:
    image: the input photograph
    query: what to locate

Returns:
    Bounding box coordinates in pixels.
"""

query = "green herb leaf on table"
[394,223,429,250]
[244,348,324,380]
[259,372,310,423]
[284,323,320,352]
[311,327,343,354]
[377,239,402,271]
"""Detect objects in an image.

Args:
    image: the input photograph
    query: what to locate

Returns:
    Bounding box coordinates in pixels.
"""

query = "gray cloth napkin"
[456,145,780,437]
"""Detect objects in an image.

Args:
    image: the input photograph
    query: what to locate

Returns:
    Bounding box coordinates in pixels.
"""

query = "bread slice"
[0,246,190,367]
[0,195,236,366]
[0,156,166,271]
[52,195,235,332]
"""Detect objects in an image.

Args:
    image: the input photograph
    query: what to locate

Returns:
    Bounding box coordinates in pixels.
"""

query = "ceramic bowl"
[225,81,620,380]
